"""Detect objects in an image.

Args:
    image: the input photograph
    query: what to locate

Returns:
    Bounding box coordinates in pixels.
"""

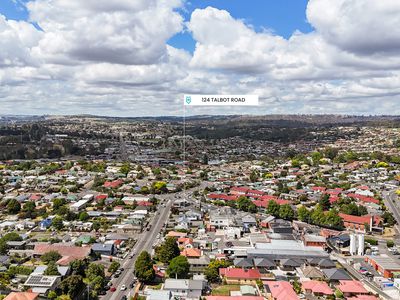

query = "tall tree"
[204,260,231,283]
[267,200,280,217]
[60,275,84,299]
[85,263,105,281]
[52,216,64,230]
[7,199,21,214]
[167,256,190,279]
[297,205,311,222]
[44,262,60,276]
[134,251,155,283]
[319,194,331,211]
[156,237,180,264]
[41,251,62,264]
[279,204,295,220]
[249,170,258,182]
[69,259,88,277]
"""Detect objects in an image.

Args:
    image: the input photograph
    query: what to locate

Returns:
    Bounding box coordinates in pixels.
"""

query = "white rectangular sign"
[184,94,259,106]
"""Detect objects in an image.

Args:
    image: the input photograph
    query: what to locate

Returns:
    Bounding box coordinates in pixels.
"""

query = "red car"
[110,287,116,292]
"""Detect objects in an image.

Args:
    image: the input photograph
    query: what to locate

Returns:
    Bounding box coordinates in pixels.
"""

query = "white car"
[120,285,127,291]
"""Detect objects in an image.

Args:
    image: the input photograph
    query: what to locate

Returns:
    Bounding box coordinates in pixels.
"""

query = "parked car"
[110,287,116,292]
[120,284,127,291]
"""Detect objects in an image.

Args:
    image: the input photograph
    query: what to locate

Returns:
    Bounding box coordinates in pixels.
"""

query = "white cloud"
[28,0,184,65]
[307,0,400,55]
[1,0,400,116]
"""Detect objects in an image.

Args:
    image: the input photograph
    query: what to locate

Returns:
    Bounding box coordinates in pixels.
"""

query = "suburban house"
[336,280,369,298]
[264,281,300,300]
[91,243,116,256]
[219,268,261,284]
[162,278,205,299]
[33,243,92,265]
[301,280,333,297]
[24,275,61,296]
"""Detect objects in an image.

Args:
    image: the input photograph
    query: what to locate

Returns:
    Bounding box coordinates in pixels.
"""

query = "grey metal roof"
[91,243,113,252]
[234,257,253,268]
[322,268,351,280]
[253,258,276,267]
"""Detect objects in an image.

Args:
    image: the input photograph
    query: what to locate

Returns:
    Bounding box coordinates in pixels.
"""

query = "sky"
[0,0,400,116]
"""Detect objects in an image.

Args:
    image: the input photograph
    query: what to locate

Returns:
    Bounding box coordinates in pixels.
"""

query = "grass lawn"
[211,285,241,296]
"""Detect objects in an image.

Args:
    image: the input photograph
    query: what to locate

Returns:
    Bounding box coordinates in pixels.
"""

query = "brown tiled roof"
[34,243,91,261]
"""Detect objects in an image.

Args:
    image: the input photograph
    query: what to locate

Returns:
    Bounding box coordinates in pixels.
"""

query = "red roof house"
[103,179,124,189]
[337,280,368,297]
[181,248,202,258]
[264,281,299,300]
[230,187,250,195]
[219,268,261,283]
[301,280,333,296]
[347,193,380,205]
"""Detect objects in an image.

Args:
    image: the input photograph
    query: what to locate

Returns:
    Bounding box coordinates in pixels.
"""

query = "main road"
[104,183,207,300]
[383,190,400,228]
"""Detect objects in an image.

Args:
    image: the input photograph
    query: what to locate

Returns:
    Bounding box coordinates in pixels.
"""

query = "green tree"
[297,205,311,222]
[56,295,72,300]
[120,163,131,176]
[311,151,322,165]
[152,181,167,193]
[53,198,66,211]
[108,261,120,274]
[202,154,209,165]
[52,216,64,230]
[324,147,339,160]
[134,251,155,283]
[296,181,303,189]
[267,200,280,217]
[92,221,101,231]
[291,159,300,168]
[311,205,326,226]
[167,256,190,279]
[319,194,331,211]
[47,291,58,300]
[2,232,22,242]
[85,263,105,281]
[279,204,295,220]
[60,275,84,299]
[156,237,180,264]
[324,209,343,229]
[41,251,62,264]
[249,170,258,182]
[237,196,257,213]
[44,262,60,276]
[69,259,88,277]
[78,211,89,222]
[89,275,105,293]
[21,201,36,218]
[7,199,21,214]
[382,211,396,226]
[0,240,8,255]
[204,260,232,283]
